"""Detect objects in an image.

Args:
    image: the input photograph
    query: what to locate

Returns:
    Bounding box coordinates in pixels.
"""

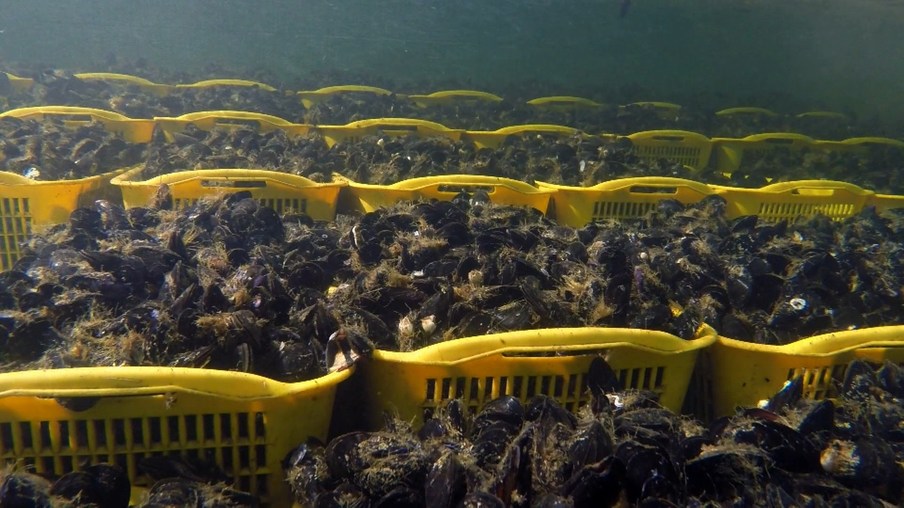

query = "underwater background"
[3,0,903,123]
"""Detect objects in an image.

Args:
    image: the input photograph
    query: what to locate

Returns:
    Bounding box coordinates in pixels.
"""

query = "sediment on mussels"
[140,124,695,187]
[144,124,904,192]
[1,190,902,377]
[285,358,904,507]
[4,106,901,192]
[0,116,148,180]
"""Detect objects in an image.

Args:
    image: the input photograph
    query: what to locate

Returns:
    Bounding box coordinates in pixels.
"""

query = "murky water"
[2,0,903,121]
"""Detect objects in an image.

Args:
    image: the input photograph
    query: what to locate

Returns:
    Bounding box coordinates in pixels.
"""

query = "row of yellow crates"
[1,321,902,505]
[2,71,860,122]
[2,106,903,174]
[4,166,904,271]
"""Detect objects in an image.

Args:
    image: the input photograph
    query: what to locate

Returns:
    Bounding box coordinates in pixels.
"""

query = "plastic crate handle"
[74,72,162,88]
[715,107,779,117]
[136,169,325,189]
[493,124,580,136]
[343,118,453,132]
[526,96,602,107]
[390,175,545,194]
[841,137,904,149]
[627,130,710,143]
[758,180,872,196]
[410,90,503,102]
[299,85,393,96]
[593,176,715,196]
[0,367,348,400]
[161,110,296,130]
[386,326,717,364]
[0,105,135,123]
[743,132,815,145]
[177,79,277,91]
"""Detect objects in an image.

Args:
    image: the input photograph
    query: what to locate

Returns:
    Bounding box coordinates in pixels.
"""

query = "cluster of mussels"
[142,125,335,181]
[698,144,904,194]
[328,194,904,347]
[3,68,306,122]
[0,116,147,180]
[7,66,892,139]
[285,358,904,507]
[0,457,257,507]
[142,123,692,187]
[2,192,904,377]
[1,193,342,380]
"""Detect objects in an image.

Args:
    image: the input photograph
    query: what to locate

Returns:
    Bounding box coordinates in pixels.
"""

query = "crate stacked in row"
[2,105,904,504]
[1,71,885,138]
[2,107,904,267]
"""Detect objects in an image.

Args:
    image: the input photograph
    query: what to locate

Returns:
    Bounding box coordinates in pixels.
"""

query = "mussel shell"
[50,471,101,504]
[797,399,836,436]
[567,420,614,474]
[424,451,467,508]
[0,472,52,508]
[373,486,423,508]
[733,420,819,473]
[473,395,524,434]
[145,478,202,508]
[325,432,369,479]
[562,455,626,508]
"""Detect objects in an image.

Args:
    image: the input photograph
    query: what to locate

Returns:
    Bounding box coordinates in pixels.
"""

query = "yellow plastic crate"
[317,118,463,148]
[174,79,278,92]
[407,90,503,107]
[707,326,904,418]
[464,124,583,149]
[526,96,603,109]
[0,106,152,269]
[347,326,716,430]
[112,167,344,221]
[537,177,716,227]
[337,174,554,214]
[0,366,350,506]
[0,106,155,143]
[297,85,393,109]
[711,132,816,174]
[714,107,779,118]
[0,169,126,269]
[873,191,904,214]
[814,136,904,155]
[73,72,174,96]
[2,72,35,94]
[153,110,312,141]
[625,130,713,171]
[711,180,879,222]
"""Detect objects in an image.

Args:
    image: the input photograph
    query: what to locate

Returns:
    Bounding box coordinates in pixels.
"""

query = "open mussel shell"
[326,328,374,372]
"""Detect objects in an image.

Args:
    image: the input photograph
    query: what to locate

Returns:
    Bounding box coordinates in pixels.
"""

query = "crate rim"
[372,326,716,366]
[0,366,352,400]
[111,166,346,189]
[339,173,553,195]
[536,175,716,194]
[716,325,904,357]
[1,167,127,187]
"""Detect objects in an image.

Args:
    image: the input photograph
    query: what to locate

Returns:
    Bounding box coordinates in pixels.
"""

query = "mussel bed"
[3,359,903,507]
[4,66,901,139]
[2,193,903,379]
[286,358,904,507]
[0,116,148,180]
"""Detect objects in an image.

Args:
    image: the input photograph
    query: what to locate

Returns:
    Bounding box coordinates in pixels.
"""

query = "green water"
[3,0,904,121]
